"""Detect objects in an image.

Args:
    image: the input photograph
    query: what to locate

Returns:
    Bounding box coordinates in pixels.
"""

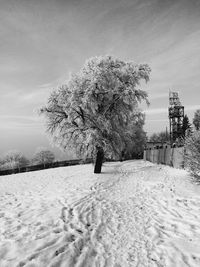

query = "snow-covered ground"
[0,160,200,267]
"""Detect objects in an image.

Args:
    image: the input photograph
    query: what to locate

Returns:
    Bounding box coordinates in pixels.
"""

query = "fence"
[0,158,93,176]
[143,146,184,168]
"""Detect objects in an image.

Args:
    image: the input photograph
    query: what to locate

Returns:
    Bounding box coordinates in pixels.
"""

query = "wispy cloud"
[0,114,45,132]
[19,90,50,105]
[0,115,42,122]
[144,108,168,115]
[0,0,200,151]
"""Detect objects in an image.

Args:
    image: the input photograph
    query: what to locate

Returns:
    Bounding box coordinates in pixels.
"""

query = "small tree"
[182,114,192,138]
[184,131,200,179]
[193,109,200,131]
[41,56,150,173]
[33,147,55,167]
[1,150,29,170]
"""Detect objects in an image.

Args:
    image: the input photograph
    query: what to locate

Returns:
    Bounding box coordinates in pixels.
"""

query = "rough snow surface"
[0,160,200,267]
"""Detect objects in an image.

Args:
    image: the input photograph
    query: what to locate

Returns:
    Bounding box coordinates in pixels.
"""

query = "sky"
[0,0,200,159]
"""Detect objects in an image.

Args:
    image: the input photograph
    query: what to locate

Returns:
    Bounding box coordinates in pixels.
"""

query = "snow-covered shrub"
[184,131,200,178]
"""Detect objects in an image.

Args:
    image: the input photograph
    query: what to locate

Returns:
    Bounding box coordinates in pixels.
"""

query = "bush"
[184,131,200,178]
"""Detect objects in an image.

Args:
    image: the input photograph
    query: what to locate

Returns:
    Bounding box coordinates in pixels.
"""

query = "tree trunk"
[120,150,125,162]
[94,147,104,173]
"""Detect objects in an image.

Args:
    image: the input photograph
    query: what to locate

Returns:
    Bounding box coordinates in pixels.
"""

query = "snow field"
[0,160,200,266]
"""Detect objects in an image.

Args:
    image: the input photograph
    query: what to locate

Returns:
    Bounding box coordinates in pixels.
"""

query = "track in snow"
[0,160,200,266]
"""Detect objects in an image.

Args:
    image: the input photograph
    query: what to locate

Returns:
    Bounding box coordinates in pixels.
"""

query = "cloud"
[0,115,42,122]
[149,92,169,100]
[144,105,200,116]
[0,114,45,132]
[185,105,200,112]
[0,0,200,151]
[19,90,50,105]
[147,119,168,122]
[144,108,168,115]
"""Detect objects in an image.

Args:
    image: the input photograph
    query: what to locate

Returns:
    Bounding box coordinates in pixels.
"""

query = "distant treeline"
[0,158,93,176]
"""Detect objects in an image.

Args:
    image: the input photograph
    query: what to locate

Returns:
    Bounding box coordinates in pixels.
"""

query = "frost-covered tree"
[41,56,150,173]
[193,109,200,131]
[184,131,200,179]
[122,113,147,160]
[1,150,29,170]
[33,147,55,167]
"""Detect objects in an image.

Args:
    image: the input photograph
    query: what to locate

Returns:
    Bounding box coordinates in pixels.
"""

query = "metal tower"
[168,91,184,144]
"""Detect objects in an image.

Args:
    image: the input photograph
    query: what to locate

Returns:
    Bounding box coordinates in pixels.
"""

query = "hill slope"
[0,160,200,267]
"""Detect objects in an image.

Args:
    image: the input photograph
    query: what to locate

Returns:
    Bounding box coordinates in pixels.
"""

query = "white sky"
[0,0,200,158]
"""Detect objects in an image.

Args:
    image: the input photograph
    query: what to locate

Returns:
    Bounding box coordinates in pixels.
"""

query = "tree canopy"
[33,147,55,166]
[182,114,192,138]
[41,56,150,172]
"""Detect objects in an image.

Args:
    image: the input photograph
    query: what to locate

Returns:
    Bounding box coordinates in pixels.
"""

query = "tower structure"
[168,91,184,144]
